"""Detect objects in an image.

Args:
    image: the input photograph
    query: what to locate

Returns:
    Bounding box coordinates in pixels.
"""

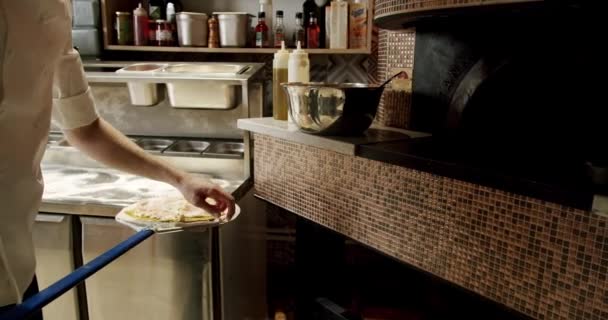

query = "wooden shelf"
[105,45,371,55]
[101,0,374,55]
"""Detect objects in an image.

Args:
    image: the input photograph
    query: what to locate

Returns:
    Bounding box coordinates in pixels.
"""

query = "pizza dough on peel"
[123,196,215,223]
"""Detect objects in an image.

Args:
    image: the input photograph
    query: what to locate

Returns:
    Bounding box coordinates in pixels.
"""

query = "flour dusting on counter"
[42,164,240,208]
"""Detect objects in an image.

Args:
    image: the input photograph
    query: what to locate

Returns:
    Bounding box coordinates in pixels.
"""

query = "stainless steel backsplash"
[51,82,263,140]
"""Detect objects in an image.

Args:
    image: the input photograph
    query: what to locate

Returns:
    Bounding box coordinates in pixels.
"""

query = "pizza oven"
[407,1,605,186]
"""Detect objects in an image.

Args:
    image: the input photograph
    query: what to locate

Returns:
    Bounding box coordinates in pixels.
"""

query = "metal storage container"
[161,63,249,109]
[214,12,250,47]
[116,63,166,106]
[176,12,208,47]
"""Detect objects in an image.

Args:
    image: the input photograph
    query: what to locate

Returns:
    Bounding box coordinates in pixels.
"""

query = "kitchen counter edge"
[240,118,602,212]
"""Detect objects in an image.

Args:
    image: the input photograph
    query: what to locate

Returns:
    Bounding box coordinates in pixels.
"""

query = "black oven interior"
[263,207,531,320]
[410,3,604,176]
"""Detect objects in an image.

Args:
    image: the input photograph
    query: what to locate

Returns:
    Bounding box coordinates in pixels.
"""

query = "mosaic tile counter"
[240,121,608,320]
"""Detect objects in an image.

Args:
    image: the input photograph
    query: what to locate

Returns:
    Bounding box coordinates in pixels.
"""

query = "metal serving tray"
[134,138,174,153]
[203,142,244,158]
[163,140,211,156]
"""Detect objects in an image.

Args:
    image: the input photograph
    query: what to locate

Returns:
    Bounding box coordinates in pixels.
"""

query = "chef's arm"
[63,118,235,217]
[64,118,183,186]
[51,24,233,218]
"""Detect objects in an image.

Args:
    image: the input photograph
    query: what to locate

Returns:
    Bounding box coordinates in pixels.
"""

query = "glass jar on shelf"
[153,19,174,46]
[115,11,133,45]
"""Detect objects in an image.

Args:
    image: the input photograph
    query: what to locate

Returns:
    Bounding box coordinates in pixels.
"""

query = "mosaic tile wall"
[252,134,608,320]
[377,29,416,81]
[376,29,416,127]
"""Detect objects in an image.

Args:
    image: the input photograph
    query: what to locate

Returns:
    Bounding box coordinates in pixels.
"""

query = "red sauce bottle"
[133,3,149,46]
[255,12,270,48]
[306,12,320,49]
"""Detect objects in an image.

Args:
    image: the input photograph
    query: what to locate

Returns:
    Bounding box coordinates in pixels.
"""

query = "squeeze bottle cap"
[274,41,290,59]
[291,41,308,57]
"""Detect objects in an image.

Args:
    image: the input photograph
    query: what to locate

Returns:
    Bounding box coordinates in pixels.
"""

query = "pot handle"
[378,71,407,88]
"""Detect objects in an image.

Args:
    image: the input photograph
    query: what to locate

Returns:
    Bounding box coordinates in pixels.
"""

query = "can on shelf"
[115,11,132,45]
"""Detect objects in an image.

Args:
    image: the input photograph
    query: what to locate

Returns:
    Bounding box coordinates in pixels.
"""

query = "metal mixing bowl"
[282,82,384,136]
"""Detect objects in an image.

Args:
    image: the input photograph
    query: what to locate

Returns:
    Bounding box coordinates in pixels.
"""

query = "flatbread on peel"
[124,196,215,223]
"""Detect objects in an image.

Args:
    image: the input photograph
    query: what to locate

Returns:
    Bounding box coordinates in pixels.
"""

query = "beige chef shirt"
[0,0,99,306]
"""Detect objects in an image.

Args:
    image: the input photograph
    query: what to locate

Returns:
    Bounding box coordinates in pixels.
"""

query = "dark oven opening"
[410,2,603,170]
[406,2,607,193]
[264,205,531,320]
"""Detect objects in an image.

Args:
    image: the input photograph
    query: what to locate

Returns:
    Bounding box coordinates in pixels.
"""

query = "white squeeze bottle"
[288,41,310,83]
[166,2,176,23]
[287,41,309,123]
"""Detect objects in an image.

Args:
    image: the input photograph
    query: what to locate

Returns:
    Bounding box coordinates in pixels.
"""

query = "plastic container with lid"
[273,41,290,120]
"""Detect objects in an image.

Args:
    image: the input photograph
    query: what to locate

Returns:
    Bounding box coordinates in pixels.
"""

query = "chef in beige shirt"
[0,1,236,317]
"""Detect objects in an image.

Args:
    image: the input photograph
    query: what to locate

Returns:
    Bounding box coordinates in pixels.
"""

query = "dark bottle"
[255,12,270,48]
[303,0,328,48]
[274,10,285,48]
[306,12,320,49]
[293,12,306,48]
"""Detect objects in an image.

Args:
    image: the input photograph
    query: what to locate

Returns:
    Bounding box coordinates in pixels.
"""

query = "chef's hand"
[177,174,236,220]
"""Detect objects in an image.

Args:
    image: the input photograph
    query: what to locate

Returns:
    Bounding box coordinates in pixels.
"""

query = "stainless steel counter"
[40,164,246,217]
[35,136,253,320]
[40,143,248,217]
[35,60,262,320]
